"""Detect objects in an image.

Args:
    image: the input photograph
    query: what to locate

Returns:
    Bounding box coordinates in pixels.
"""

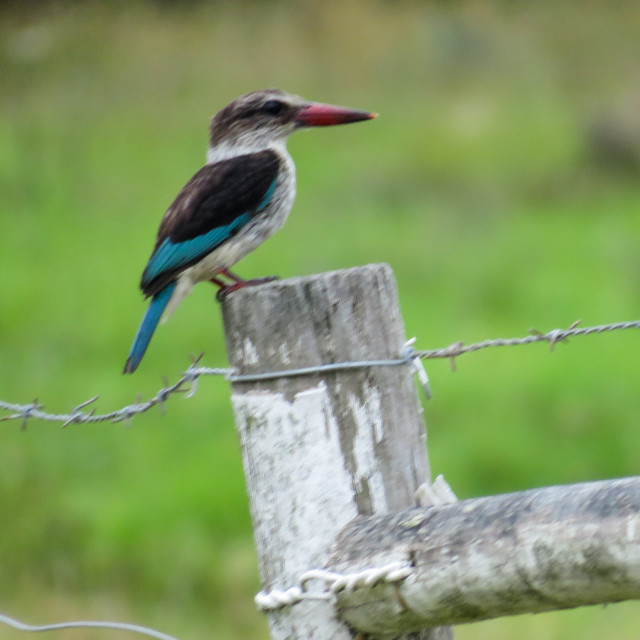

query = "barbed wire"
[1,319,639,428]
[416,318,640,369]
[0,355,231,428]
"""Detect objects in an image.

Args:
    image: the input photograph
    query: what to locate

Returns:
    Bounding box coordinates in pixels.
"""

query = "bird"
[123,88,376,374]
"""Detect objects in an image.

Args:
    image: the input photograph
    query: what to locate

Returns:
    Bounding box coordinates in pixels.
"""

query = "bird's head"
[208,89,376,159]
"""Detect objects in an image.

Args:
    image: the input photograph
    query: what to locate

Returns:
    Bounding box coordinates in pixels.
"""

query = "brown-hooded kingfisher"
[123,89,376,373]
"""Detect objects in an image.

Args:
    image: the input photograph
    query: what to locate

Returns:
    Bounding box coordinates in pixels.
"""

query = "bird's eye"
[262,100,286,116]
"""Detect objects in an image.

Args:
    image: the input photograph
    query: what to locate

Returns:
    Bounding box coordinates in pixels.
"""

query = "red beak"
[295,102,378,127]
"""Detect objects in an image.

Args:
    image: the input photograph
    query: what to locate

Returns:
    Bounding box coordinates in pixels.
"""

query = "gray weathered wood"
[221,264,450,640]
[328,476,640,636]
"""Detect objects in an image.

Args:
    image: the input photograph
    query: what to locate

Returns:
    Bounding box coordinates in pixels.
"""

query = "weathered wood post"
[221,264,451,640]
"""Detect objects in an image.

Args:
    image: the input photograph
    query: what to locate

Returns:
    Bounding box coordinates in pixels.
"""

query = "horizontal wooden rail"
[329,476,640,636]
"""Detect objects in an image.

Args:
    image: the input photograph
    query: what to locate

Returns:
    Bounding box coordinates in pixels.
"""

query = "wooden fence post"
[221,264,451,640]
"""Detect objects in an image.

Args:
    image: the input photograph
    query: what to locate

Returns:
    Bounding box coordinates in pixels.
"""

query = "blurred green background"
[1,1,640,638]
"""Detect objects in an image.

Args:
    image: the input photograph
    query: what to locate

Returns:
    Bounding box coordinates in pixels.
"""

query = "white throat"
[206,138,290,164]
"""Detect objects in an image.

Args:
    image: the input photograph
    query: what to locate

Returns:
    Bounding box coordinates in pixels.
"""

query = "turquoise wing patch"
[142,212,251,287]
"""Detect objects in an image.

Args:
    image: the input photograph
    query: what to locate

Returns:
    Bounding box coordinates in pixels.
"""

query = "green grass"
[1,2,640,638]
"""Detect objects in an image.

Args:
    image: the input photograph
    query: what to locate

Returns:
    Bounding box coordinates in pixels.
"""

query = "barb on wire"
[1,319,639,428]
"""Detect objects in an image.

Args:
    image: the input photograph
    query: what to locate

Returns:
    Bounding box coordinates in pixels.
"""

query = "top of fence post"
[221,263,450,640]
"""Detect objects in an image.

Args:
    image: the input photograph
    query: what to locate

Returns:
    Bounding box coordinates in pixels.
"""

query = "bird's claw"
[256,275,280,284]
[216,287,233,302]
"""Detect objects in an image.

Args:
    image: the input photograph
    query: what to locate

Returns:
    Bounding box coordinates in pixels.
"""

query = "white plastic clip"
[404,338,432,400]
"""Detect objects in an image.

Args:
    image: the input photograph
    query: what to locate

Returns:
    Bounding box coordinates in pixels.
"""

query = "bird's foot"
[213,271,280,302]
[243,275,280,285]
[221,268,279,285]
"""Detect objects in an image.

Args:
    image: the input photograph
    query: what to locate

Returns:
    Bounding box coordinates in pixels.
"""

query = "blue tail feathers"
[123,282,176,374]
